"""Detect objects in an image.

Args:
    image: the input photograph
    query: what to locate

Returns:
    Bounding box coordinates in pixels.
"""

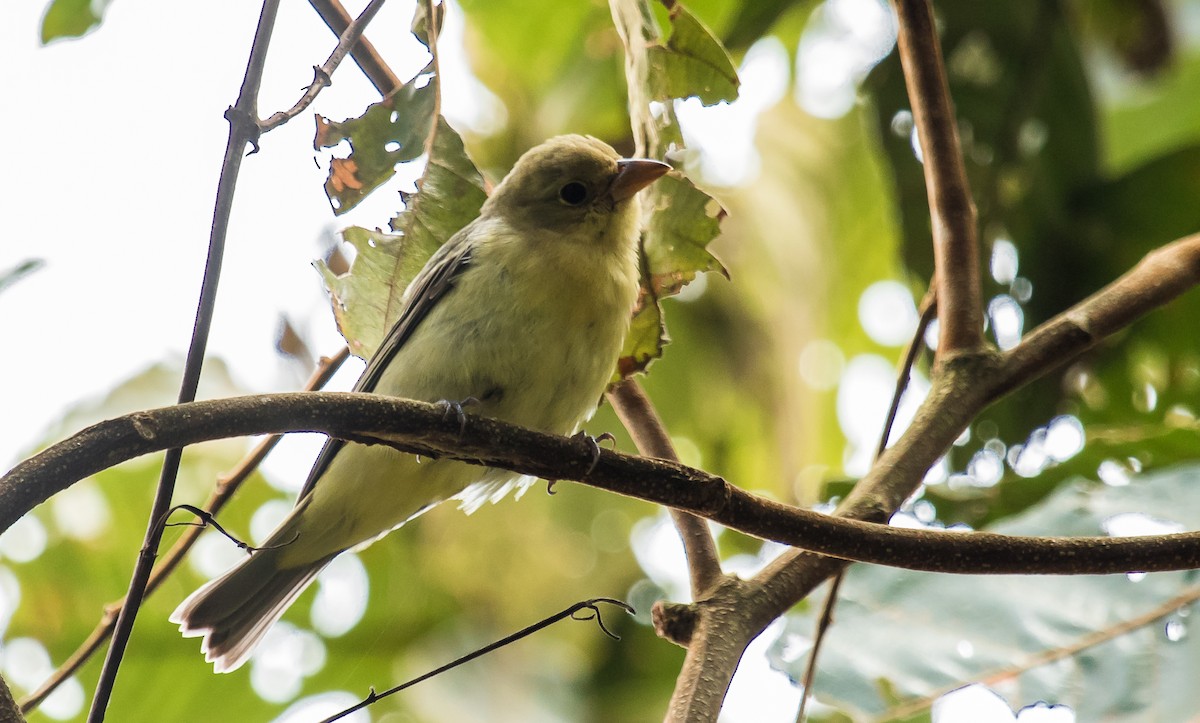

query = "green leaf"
[457,0,630,141]
[615,168,726,379]
[316,119,486,359]
[722,0,817,52]
[0,259,43,296]
[648,3,740,105]
[774,464,1200,720]
[316,226,409,360]
[923,417,1200,528]
[617,286,669,379]
[1081,145,1200,267]
[390,117,489,239]
[40,0,111,43]
[411,0,446,49]
[644,172,727,296]
[1101,51,1200,174]
[314,66,438,215]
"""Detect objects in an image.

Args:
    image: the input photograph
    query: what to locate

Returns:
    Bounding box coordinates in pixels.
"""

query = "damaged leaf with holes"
[648,3,740,106]
[644,173,726,295]
[315,65,438,215]
[317,119,486,359]
[616,169,727,378]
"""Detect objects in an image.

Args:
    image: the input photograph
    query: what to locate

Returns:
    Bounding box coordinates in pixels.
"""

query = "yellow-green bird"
[171,135,669,672]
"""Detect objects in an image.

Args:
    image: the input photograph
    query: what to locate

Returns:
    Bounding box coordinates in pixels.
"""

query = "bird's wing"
[297,227,477,501]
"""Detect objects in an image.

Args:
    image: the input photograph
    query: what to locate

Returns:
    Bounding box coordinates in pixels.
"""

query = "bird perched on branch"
[172,135,669,672]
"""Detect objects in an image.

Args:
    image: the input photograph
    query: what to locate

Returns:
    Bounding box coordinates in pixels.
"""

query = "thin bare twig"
[794,573,843,723]
[320,598,635,722]
[87,3,283,720]
[308,0,403,96]
[878,285,938,460]
[893,0,983,356]
[608,380,724,597]
[259,0,389,133]
[795,284,938,722]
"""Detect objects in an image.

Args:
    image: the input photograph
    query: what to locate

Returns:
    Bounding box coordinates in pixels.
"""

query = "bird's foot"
[573,431,615,478]
[438,397,480,437]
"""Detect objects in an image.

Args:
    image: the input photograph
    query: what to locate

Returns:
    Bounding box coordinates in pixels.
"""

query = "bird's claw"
[573,431,613,478]
[439,397,479,437]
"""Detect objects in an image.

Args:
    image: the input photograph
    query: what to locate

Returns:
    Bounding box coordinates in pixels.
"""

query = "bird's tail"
[170,544,332,673]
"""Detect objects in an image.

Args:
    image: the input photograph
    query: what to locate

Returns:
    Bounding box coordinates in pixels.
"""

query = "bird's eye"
[558,181,589,206]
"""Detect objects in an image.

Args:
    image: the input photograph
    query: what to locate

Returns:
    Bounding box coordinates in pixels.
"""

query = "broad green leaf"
[921,417,1200,528]
[316,119,486,359]
[774,464,1200,720]
[39,0,111,44]
[1080,145,1200,270]
[648,3,740,106]
[609,2,735,378]
[314,65,438,215]
[1101,50,1200,174]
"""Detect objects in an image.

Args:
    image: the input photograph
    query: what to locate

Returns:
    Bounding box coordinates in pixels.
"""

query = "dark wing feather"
[297,227,476,500]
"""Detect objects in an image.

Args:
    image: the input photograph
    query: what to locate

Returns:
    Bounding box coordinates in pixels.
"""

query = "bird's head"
[483,135,670,239]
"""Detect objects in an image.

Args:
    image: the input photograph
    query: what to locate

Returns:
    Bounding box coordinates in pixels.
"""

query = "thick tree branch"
[1001,233,1200,396]
[608,380,724,597]
[0,677,22,723]
[672,228,1200,718]
[8,389,1200,575]
[685,6,1200,721]
[893,0,983,355]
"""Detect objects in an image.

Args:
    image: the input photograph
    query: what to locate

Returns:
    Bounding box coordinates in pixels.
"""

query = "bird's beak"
[609,158,671,202]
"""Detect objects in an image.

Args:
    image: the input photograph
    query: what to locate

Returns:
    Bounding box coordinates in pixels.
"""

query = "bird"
[171,135,670,672]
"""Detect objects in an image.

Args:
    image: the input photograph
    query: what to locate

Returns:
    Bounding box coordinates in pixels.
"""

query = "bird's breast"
[374,231,639,436]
